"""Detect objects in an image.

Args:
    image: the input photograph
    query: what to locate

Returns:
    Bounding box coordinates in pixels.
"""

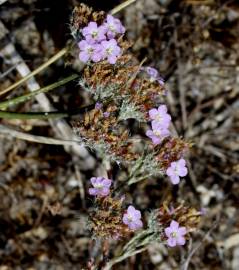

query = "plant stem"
[111,0,136,15]
[0,103,95,120]
[0,111,68,120]
[0,124,80,145]
[0,74,79,109]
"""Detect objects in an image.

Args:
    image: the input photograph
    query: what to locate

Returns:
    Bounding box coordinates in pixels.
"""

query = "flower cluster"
[145,101,188,184]
[89,177,143,232]
[78,15,125,64]
[146,104,171,145]
[71,5,195,250]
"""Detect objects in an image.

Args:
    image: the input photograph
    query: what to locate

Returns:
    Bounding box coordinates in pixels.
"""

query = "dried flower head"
[70,4,105,39]
[155,137,190,170]
[89,195,129,239]
[153,202,202,235]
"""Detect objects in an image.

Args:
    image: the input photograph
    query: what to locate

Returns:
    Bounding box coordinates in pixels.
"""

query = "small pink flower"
[82,22,106,43]
[95,102,103,110]
[146,124,170,145]
[88,177,112,197]
[101,39,121,64]
[149,105,171,128]
[166,158,188,185]
[104,15,125,38]
[143,66,165,86]
[103,111,110,118]
[123,206,143,231]
[165,220,187,247]
[78,40,102,63]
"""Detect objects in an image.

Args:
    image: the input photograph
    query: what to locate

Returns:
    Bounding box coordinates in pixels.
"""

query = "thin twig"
[110,0,137,15]
[0,124,80,146]
[0,111,68,120]
[181,217,220,270]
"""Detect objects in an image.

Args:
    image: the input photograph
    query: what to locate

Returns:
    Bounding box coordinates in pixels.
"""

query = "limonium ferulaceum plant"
[69,3,201,268]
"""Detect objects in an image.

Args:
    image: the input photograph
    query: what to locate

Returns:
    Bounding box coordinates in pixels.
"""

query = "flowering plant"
[69,3,201,269]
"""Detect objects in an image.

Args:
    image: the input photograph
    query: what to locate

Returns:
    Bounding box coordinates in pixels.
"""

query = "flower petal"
[170,174,180,185]
[177,236,186,246]
[89,188,98,196]
[178,227,187,236]
[165,227,173,237]
[149,108,158,119]
[170,220,179,230]
[167,237,177,247]
[178,167,188,177]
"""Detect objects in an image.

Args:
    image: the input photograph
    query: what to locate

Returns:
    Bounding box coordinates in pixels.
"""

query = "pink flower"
[103,111,110,118]
[149,105,171,128]
[101,39,121,64]
[144,66,165,86]
[82,22,106,43]
[165,220,187,247]
[123,205,143,230]
[78,40,102,63]
[166,158,188,185]
[95,102,103,110]
[104,15,125,38]
[146,124,170,145]
[88,177,112,197]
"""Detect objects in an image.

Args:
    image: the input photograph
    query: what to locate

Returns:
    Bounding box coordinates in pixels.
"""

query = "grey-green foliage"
[118,100,146,123]
[78,79,121,101]
[128,153,163,185]
[104,214,164,270]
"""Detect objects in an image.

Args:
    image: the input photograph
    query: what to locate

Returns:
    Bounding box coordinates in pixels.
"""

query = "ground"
[0,0,239,269]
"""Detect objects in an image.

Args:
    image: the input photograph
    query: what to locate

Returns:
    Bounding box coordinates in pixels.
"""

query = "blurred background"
[0,0,239,269]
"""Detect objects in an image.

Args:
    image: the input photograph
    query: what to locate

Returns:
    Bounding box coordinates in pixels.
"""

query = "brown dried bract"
[70,4,106,39]
[89,196,130,239]
[156,202,201,236]
[155,137,190,170]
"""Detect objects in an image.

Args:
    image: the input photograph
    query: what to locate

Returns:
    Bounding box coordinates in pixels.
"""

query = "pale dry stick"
[174,26,187,131]
[0,0,8,4]
[74,164,86,208]
[111,0,137,15]
[0,124,81,146]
